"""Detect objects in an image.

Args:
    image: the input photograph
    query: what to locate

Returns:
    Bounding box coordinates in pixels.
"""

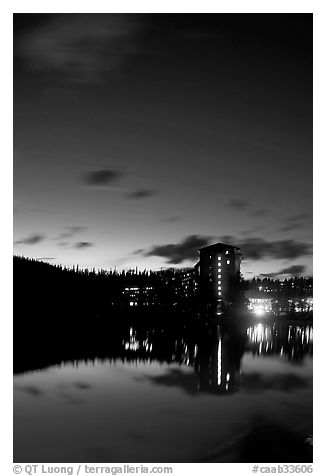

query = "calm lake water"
[14,320,313,463]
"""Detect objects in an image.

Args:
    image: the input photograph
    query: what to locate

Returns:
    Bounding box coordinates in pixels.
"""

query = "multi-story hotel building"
[197,242,241,306]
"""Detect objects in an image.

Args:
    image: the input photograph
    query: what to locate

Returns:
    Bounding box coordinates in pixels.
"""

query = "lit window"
[226,260,230,265]
[218,281,221,285]
[218,286,221,290]
[218,262,221,267]
[218,275,221,279]
[218,256,221,260]
[218,292,221,296]
[225,250,229,255]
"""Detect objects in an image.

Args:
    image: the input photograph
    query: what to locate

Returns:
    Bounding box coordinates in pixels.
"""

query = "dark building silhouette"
[197,243,241,309]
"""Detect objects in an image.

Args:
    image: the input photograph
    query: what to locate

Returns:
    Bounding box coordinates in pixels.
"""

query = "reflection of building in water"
[194,325,245,394]
[197,243,241,309]
[246,323,313,360]
[98,323,312,392]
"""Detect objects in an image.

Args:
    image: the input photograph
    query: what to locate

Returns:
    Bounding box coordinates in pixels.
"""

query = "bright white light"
[254,308,265,316]
[217,338,221,385]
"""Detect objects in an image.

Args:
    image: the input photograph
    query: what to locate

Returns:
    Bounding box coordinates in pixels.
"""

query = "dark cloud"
[138,234,312,265]
[133,248,144,255]
[55,226,87,240]
[74,382,92,390]
[249,209,270,217]
[161,216,184,223]
[83,169,124,186]
[240,226,266,236]
[15,234,45,245]
[278,213,311,232]
[258,272,279,278]
[75,241,94,249]
[219,236,312,261]
[259,264,306,278]
[287,213,310,222]
[125,189,157,199]
[140,234,212,264]
[15,14,144,84]
[278,223,305,232]
[228,199,250,210]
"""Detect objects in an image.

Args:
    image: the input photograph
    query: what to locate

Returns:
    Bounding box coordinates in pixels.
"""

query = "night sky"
[13,14,312,278]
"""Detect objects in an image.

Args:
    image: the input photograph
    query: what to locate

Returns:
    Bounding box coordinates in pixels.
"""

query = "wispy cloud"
[125,189,157,199]
[228,199,250,210]
[161,216,184,223]
[240,226,266,236]
[278,213,311,233]
[259,264,307,278]
[55,226,87,240]
[249,208,270,217]
[219,235,312,261]
[15,234,45,245]
[15,14,144,84]
[35,257,56,261]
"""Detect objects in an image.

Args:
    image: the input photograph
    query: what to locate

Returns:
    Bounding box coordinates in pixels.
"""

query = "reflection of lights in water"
[226,372,230,382]
[307,327,313,343]
[248,323,265,342]
[217,338,221,385]
[125,341,139,351]
[259,342,262,354]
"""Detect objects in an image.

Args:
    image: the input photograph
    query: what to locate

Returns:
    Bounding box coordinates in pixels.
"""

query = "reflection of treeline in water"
[14,315,312,378]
